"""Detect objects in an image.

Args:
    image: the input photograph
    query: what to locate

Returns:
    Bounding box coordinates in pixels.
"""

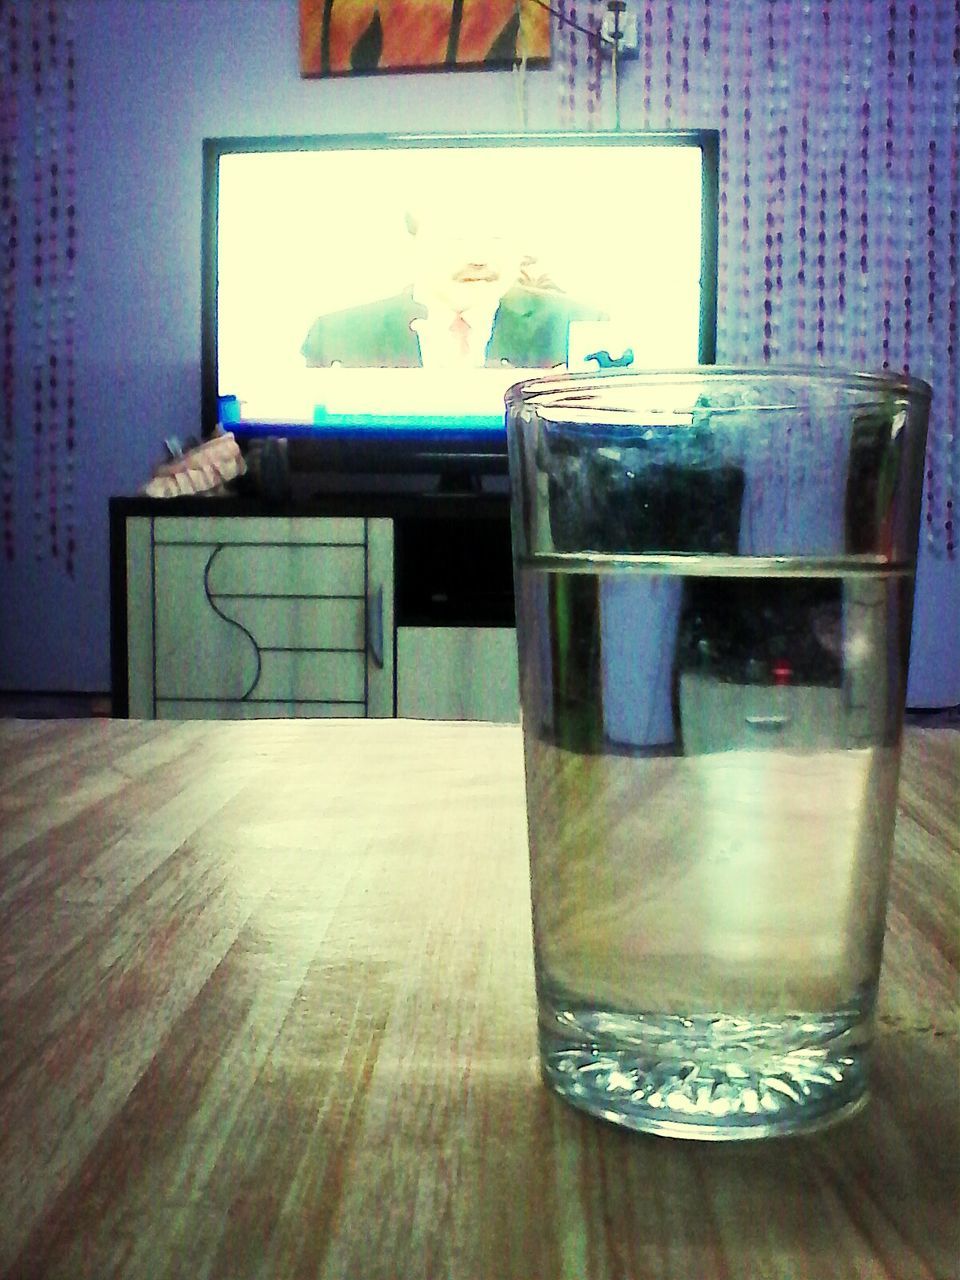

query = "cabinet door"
[396,627,519,722]
[126,515,393,719]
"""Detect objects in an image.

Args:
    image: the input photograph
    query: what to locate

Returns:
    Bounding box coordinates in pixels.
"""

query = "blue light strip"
[228,410,505,440]
[314,408,505,432]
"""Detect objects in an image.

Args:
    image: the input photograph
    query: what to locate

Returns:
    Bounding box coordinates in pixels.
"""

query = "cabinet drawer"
[678,675,844,753]
[397,627,519,722]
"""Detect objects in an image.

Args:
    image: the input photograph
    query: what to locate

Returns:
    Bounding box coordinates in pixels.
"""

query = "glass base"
[540,1006,872,1140]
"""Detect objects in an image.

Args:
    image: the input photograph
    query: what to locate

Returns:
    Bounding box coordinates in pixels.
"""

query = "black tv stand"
[110,488,517,721]
[435,468,485,496]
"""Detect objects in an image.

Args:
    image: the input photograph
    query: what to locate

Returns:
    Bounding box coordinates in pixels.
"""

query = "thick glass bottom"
[540,1005,872,1140]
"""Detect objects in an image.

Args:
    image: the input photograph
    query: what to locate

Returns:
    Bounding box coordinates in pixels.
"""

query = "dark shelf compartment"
[395,514,515,627]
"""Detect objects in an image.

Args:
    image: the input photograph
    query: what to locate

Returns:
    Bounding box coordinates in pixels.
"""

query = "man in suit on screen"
[300,207,606,371]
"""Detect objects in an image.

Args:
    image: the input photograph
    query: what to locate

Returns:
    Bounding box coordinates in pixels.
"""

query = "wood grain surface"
[0,719,956,1280]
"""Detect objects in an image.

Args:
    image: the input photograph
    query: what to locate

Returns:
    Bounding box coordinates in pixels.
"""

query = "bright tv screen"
[202,131,718,452]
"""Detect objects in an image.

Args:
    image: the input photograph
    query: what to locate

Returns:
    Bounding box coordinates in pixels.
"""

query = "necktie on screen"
[450,311,471,359]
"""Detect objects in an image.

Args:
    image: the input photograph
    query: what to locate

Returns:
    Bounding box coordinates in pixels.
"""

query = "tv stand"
[436,468,484,496]
[110,491,518,722]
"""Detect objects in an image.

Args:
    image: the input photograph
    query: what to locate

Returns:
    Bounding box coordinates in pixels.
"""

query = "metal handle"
[367,585,384,669]
[744,715,792,730]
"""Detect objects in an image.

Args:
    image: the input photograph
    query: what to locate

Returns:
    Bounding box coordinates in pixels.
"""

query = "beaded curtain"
[552,0,958,560]
[0,0,76,575]
[0,1,957,569]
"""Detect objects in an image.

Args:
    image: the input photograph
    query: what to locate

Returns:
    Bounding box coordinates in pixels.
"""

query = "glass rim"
[505,364,933,408]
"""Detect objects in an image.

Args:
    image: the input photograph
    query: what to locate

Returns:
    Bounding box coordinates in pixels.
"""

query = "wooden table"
[0,719,956,1280]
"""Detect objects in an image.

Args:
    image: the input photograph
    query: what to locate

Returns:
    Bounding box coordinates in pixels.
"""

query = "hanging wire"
[513,51,529,129]
[513,0,530,128]
[528,0,624,130]
[610,14,621,130]
[529,0,603,46]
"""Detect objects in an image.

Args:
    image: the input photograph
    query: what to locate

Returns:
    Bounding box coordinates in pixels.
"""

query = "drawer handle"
[744,715,792,730]
[367,585,384,669]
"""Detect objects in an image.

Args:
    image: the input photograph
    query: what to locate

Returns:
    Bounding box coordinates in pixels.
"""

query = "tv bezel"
[200,129,720,473]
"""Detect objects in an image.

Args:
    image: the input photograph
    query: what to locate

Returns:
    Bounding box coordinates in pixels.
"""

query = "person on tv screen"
[300,207,606,370]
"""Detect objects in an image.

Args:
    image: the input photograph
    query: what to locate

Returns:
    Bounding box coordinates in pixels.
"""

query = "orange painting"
[300,0,551,76]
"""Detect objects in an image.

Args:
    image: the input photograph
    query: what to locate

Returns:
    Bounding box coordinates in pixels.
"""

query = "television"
[201,130,718,483]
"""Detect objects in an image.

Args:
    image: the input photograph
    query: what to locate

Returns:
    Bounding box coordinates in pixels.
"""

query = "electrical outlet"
[600,5,639,57]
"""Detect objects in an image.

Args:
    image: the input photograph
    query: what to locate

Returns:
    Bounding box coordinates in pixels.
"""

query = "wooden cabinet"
[122,514,393,719]
[111,496,520,723]
[678,675,845,754]
[396,627,519,722]
[109,498,901,734]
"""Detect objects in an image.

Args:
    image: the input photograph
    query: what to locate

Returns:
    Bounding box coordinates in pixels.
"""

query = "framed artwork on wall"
[300,0,551,76]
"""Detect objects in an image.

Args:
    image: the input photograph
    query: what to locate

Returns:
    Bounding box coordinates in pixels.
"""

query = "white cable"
[514,0,529,130]
[611,4,621,131]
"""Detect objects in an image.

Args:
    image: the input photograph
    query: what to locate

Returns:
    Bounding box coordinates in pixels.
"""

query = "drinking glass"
[505,367,930,1139]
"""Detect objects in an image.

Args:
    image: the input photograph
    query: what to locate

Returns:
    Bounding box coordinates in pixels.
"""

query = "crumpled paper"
[141,431,247,498]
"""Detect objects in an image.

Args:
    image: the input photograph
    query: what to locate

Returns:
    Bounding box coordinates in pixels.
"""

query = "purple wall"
[1,0,957,705]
